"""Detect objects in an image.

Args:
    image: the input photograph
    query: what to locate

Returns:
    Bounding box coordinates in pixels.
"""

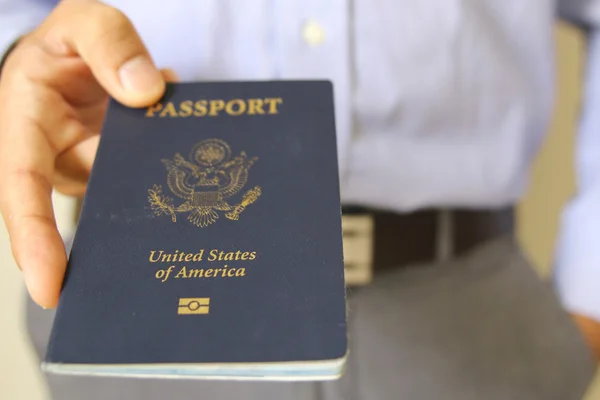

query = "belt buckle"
[341,213,374,286]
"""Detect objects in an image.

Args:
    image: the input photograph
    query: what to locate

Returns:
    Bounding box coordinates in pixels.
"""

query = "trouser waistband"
[341,206,515,284]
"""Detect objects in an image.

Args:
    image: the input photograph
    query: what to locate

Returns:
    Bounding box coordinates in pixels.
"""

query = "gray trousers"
[26,236,597,399]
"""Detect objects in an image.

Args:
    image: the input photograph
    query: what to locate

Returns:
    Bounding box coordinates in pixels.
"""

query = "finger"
[2,54,94,154]
[39,0,165,108]
[160,68,180,83]
[0,121,66,308]
[0,48,77,308]
[54,135,100,196]
[54,180,87,199]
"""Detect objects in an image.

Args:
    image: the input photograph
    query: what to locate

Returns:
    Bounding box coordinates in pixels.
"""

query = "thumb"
[39,1,165,107]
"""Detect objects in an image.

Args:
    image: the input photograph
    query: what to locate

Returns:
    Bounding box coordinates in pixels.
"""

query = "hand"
[571,313,600,361]
[0,0,173,308]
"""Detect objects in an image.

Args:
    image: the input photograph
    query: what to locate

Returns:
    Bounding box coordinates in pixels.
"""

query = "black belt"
[341,206,515,271]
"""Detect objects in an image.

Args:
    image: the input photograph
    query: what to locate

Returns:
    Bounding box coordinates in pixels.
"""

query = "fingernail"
[118,55,163,93]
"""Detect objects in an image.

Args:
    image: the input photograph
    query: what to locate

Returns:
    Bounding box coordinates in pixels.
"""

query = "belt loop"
[436,209,454,262]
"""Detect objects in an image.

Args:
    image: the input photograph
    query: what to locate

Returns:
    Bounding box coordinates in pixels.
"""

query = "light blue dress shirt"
[1,0,600,321]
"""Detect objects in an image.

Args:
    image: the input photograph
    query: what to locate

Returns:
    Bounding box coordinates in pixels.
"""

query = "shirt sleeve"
[0,0,57,60]
[554,1,600,321]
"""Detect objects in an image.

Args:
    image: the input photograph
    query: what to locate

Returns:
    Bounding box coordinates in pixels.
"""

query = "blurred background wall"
[0,21,599,399]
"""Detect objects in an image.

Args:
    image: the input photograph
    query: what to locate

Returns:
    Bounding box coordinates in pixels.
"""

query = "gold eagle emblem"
[147,138,261,227]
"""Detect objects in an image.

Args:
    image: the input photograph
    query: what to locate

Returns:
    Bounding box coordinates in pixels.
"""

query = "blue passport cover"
[43,81,347,376]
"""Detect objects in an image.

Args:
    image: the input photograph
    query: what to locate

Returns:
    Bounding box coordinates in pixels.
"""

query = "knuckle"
[11,168,53,195]
[90,4,134,40]
[0,40,51,86]
[14,213,55,229]
[1,42,34,78]
[98,3,130,25]
[84,5,141,64]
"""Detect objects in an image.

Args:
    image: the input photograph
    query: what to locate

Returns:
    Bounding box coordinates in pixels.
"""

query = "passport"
[41,81,348,381]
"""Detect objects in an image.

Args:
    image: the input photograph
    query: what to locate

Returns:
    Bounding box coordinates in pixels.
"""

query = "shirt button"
[303,20,325,46]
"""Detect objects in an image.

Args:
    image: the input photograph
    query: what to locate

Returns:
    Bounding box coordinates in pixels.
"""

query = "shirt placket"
[272,0,352,180]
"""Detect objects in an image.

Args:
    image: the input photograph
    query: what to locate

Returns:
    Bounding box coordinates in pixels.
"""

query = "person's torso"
[103,0,557,211]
